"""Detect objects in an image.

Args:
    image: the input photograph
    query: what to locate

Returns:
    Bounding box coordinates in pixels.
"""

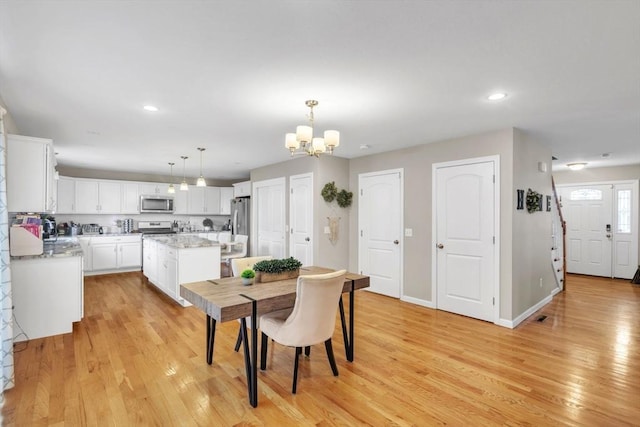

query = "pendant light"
[167,162,176,194]
[196,147,206,187]
[180,156,189,191]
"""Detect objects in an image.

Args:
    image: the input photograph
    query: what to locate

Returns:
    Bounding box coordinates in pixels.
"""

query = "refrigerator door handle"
[233,208,239,235]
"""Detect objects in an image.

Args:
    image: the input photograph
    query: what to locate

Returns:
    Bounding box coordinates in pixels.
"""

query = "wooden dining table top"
[180,266,370,323]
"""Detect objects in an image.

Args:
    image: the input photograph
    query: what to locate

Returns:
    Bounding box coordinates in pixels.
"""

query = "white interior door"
[252,178,286,259]
[561,185,613,277]
[434,159,496,322]
[358,169,403,298]
[289,173,313,266]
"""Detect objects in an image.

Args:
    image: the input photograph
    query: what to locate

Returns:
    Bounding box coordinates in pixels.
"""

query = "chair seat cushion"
[259,308,293,342]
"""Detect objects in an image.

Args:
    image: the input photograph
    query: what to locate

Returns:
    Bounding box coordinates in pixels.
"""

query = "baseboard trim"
[401,295,435,309]
[498,294,554,329]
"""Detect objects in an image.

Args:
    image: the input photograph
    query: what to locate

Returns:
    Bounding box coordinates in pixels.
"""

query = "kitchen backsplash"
[54,213,231,233]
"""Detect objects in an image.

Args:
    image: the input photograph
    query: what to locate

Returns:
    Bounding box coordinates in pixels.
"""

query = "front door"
[434,158,496,322]
[289,173,313,266]
[358,169,403,298]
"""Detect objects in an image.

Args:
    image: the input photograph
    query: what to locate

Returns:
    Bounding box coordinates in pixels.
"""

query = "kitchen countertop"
[144,234,221,249]
[11,237,83,260]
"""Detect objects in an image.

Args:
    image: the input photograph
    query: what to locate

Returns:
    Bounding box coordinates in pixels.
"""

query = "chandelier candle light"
[196,147,206,187]
[167,162,176,194]
[285,100,340,156]
[180,156,189,191]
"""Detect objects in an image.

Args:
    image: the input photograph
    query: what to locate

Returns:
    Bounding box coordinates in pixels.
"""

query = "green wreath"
[321,182,338,203]
[526,188,542,213]
[336,189,353,208]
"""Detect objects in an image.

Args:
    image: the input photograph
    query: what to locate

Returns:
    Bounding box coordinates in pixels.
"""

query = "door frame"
[431,155,501,323]
[251,177,286,258]
[289,172,314,266]
[357,168,404,298]
[557,179,639,279]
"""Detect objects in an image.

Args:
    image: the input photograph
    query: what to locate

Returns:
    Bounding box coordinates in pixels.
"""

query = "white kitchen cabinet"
[233,181,251,198]
[57,176,76,213]
[173,189,188,214]
[188,186,221,214]
[75,179,122,214]
[6,134,57,213]
[12,255,83,342]
[139,182,171,196]
[84,235,142,274]
[219,187,234,215]
[78,237,92,271]
[121,182,140,213]
[143,238,158,282]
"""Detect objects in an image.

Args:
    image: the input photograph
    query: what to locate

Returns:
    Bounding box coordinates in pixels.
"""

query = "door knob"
[393,240,399,245]
[606,234,611,238]
[305,237,310,242]
[437,243,444,249]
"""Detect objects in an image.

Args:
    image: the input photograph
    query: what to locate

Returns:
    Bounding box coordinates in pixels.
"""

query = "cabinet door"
[91,243,118,270]
[188,186,206,214]
[143,239,157,282]
[75,180,100,213]
[121,183,139,214]
[98,181,122,213]
[173,189,188,214]
[219,187,234,215]
[57,177,76,213]
[118,242,142,268]
[205,187,221,214]
[156,244,167,290]
[165,249,178,298]
[6,135,52,213]
[233,181,251,198]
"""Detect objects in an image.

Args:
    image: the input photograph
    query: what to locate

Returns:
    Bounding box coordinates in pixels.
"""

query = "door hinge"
[492,174,495,183]
[493,297,495,305]
[360,230,363,237]
[360,189,363,196]
[290,188,293,194]
[493,236,495,244]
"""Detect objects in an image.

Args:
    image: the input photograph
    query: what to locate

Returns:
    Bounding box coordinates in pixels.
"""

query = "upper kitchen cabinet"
[233,181,251,198]
[75,179,122,214]
[139,182,171,196]
[219,187,234,215]
[6,134,57,213]
[121,182,139,214]
[173,189,188,214]
[188,186,221,214]
[56,177,76,214]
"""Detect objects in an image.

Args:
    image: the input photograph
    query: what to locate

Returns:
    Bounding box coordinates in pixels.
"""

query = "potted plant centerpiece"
[240,269,255,286]
[253,257,303,283]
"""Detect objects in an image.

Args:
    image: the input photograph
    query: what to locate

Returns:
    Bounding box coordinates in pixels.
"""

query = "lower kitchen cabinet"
[81,235,142,275]
[11,255,83,342]
[144,240,220,307]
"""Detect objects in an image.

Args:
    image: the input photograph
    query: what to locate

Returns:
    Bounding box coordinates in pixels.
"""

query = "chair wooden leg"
[234,323,243,352]
[325,339,339,376]
[260,332,268,370]
[292,347,302,394]
[304,346,310,356]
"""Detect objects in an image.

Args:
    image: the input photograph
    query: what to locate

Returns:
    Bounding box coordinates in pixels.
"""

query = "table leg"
[206,315,216,365]
[338,281,356,362]
[250,301,258,407]
[240,318,252,401]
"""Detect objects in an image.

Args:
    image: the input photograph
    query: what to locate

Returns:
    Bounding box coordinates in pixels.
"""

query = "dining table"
[180,266,370,407]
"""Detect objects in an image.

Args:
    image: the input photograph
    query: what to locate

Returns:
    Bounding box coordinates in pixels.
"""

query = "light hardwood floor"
[2,272,639,426]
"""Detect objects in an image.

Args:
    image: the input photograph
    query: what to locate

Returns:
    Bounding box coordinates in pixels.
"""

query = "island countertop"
[10,236,83,260]
[143,234,221,249]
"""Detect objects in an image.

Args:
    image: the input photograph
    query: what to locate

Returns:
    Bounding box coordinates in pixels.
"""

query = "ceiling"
[1,1,638,181]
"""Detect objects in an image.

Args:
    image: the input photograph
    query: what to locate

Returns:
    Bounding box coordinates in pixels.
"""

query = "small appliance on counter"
[43,216,57,240]
[81,223,102,235]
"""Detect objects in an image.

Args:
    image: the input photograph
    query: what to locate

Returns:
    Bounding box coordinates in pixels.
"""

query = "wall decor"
[546,195,552,212]
[517,189,524,210]
[321,181,338,203]
[336,189,353,208]
[526,188,542,213]
[327,216,340,244]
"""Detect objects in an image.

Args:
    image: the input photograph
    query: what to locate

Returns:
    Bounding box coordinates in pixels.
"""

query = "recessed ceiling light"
[487,93,507,101]
[601,152,611,158]
[360,144,370,150]
[567,162,587,171]
[143,105,159,112]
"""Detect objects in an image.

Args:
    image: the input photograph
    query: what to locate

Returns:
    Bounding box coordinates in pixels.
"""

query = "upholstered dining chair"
[230,255,273,352]
[259,269,347,394]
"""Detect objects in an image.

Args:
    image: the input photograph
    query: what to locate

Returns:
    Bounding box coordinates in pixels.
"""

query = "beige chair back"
[262,270,347,347]
[231,255,273,277]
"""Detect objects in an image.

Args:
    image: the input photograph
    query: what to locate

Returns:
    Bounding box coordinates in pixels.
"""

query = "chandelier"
[285,100,340,156]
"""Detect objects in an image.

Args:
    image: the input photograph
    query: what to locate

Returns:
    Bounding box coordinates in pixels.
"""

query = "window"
[617,190,631,233]
[570,188,602,200]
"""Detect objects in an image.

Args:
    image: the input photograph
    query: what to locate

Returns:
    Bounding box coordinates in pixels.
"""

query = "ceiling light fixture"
[487,93,507,101]
[180,156,189,191]
[567,162,587,171]
[285,100,339,157]
[196,148,206,187]
[143,105,159,112]
[167,162,176,194]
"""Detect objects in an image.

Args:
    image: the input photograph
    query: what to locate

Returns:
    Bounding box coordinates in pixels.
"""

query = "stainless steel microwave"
[140,195,174,213]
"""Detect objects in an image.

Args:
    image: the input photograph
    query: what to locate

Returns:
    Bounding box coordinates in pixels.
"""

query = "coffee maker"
[43,218,57,240]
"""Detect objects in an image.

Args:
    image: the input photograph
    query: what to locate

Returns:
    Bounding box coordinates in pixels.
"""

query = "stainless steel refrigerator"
[230,197,250,254]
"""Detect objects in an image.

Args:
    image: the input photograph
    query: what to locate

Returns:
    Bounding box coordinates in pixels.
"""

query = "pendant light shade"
[196,147,206,187]
[285,100,340,157]
[180,156,189,191]
[167,162,176,194]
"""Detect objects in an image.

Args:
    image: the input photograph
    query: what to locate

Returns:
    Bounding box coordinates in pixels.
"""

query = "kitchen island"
[11,237,84,342]
[143,234,221,306]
